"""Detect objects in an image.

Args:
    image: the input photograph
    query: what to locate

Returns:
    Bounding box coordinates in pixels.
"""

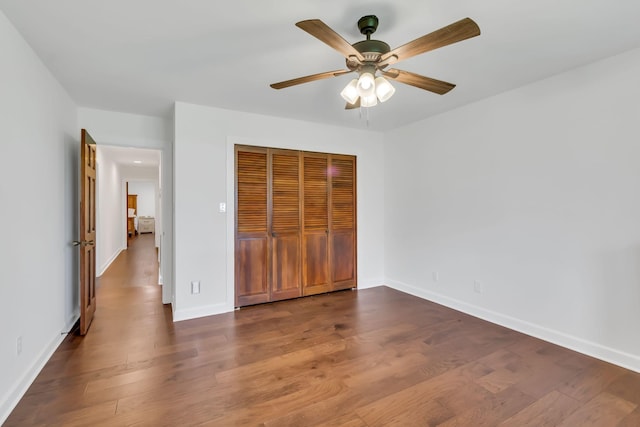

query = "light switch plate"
[219,202,226,213]
[191,281,200,294]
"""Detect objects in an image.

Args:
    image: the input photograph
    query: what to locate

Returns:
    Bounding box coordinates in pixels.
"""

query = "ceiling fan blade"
[383,69,456,95]
[345,98,361,110]
[270,70,352,90]
[296,19,365,62]
[380,18,480,63]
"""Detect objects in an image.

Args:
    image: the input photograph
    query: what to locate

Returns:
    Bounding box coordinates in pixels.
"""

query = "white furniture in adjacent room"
[138,216,155,234]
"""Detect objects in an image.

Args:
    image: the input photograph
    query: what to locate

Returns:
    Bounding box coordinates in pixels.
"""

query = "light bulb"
[375,76,395,102]
[357,72,375,97]
[340,79,359,105]
[360,93,378,108]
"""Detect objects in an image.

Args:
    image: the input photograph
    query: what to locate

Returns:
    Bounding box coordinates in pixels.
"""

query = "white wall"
[96,146,123,276]
[173,102,385,320]
[384,47,640,372]
[128,181,156,217]
[78,108,172,148]
[0,11,78,423]
[77,108,173,303]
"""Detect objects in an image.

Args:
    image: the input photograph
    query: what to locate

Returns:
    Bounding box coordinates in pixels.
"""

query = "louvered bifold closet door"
[302,153,331,296]
[329,155,357,291]
[270,149,302,301]
[235,147,270,307]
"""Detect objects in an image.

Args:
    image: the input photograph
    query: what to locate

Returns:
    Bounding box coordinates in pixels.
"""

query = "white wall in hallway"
[96,146,124,276]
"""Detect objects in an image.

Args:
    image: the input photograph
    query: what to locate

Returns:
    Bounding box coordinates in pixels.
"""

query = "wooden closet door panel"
[236,236,269,306]
[303,233,329,295]
[235,147,270,306]
[237,149,269,233]
[331,231,355,290]
[271,150,302,301]
[302,154,330,295]
[272,234,301,300]
[330,156,357,290]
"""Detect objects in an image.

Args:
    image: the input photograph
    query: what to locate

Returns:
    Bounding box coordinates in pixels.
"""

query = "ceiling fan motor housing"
[347,39,391,70]
[346,16,391,70]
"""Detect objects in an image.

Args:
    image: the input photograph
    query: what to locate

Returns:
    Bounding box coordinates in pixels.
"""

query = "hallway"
[5,234,175,425]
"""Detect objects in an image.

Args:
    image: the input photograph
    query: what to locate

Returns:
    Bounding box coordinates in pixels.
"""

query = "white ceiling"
[1,1,639,132]
[99,145,160,168]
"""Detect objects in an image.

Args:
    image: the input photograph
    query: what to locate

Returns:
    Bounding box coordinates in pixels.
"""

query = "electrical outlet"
[219,202,226,213]
[432,272,439,282]
[17,336,22,355]
[474,280,483,294]
[191,281,200,294]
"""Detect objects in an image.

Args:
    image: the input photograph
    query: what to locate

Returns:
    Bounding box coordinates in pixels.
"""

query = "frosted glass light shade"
[340,79,359,104]
[375,76,395,102]
[360,93,378,108]
[357,72,375,97]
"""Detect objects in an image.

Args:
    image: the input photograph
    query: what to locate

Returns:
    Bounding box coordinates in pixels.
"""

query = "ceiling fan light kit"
[341,72,393,105]
[270,14,480,109]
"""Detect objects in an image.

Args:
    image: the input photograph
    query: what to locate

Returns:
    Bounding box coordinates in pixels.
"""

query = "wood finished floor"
[6,234,640,426]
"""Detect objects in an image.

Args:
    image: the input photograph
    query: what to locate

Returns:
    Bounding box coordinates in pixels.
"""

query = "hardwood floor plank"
[557,391,637,426]
[313,413,368,427]
[355,361,491,425]
[605,371,640,406]
[617,407,640,427]
[558,361,628,402]
[438,386,535,427]
[5,233,640,426]
[499,390,581,426]
[40,400,118,426]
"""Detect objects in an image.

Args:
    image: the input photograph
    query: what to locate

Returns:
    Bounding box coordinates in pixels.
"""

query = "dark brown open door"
[77,129,97,335]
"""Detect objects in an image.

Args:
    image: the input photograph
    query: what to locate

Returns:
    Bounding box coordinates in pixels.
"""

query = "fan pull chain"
[358,105,371,127]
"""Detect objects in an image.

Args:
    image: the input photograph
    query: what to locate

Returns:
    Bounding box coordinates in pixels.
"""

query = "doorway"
[95,145,163,288]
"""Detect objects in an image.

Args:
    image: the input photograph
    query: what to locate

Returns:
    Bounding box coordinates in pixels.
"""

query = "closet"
[235,145,356,307]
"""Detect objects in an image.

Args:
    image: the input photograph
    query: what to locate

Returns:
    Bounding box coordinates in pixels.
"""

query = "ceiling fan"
[270,15,480,109]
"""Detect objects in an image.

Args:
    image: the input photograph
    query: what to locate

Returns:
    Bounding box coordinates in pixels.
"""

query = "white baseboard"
[65,312,80,333]
[385,279,640,373]
[172,302,234,322]
[0,325,73,425]
[357,278,385,290]
[97,247,124,277]
[172,279,385,322]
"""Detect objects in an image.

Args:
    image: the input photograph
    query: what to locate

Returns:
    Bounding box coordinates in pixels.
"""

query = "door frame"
[92,140,173,307]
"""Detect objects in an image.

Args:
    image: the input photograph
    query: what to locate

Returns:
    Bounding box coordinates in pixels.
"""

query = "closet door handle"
[272,232,277,238]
